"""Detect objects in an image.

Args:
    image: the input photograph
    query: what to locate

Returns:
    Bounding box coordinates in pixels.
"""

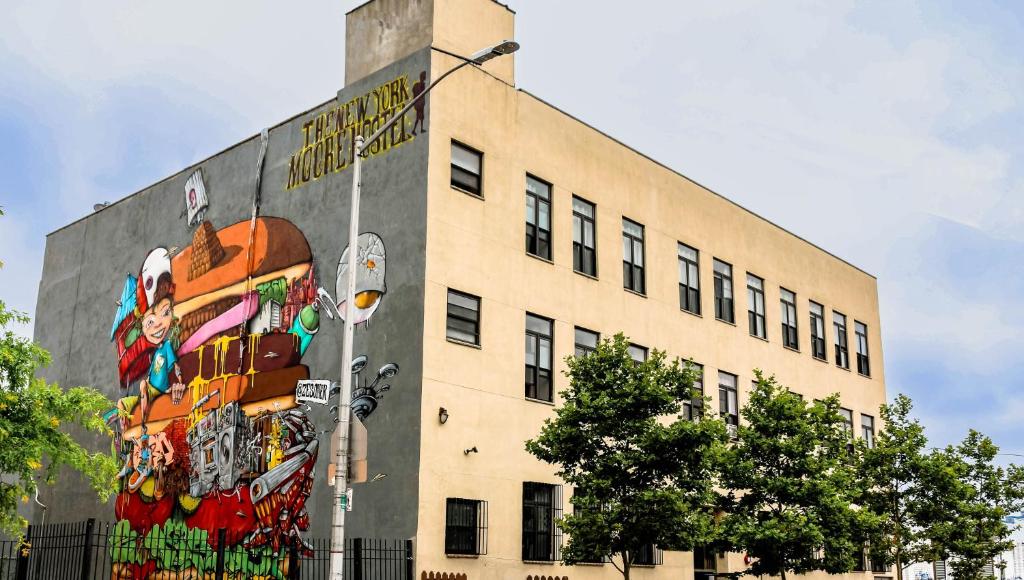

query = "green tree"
[923,432,1024,580]
[860,394,933,580]
[0,217,118,535]
[525,333,728,580]
[720,371,873,580]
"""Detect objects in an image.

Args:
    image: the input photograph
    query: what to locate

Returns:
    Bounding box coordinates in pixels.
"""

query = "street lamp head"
[470,40,520,64]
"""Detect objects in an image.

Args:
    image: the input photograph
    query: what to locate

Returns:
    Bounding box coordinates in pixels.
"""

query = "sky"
[0,1,1021,453]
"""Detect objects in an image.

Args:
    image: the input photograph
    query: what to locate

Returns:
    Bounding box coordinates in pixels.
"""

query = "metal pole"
[330,135,364,580]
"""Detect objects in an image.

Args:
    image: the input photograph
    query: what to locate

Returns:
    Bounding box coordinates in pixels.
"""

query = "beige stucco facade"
[348,1,888,579]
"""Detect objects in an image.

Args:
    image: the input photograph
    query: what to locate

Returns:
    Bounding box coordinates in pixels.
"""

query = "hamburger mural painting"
[107,208,394,578]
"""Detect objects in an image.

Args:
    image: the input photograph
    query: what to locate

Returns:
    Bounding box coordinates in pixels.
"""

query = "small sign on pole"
[346,488,353,512]
[295,379,331,405]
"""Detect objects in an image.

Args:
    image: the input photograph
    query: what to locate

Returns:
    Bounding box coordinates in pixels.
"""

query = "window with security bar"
[571,492,609,564]
[632,544,663,566]
[444,498,488,556]
[522,482,562,561]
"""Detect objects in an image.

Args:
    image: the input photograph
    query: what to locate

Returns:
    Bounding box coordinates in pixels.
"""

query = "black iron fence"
[0,519,413,580]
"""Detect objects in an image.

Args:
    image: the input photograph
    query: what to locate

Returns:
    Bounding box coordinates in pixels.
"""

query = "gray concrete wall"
[31,47,432,542]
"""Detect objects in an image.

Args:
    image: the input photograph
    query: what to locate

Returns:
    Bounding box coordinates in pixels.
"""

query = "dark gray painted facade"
[30,48,433,542]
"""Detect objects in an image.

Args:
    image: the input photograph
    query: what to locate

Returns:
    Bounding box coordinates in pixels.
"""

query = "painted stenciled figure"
[411,71,427,136]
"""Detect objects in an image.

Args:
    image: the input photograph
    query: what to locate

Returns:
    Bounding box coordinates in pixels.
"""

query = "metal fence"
[0,519,413,580]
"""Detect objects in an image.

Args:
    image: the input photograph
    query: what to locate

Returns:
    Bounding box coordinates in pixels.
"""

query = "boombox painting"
[107,210,390,578]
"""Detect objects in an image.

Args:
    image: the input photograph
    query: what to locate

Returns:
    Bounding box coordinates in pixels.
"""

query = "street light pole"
[329,40,519,580]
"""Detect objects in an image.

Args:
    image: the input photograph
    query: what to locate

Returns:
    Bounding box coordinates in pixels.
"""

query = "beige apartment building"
[32,0,887,578]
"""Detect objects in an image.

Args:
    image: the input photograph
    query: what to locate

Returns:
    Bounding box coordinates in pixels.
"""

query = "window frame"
[628,343,648,363]
[574,327,599,358]
[446,289,481,346]
[450,140,483,197]
[522,482,563,562]
[683,362,704,421]
[855,320,870,377]
[525,174,552,261]
[572,196,598,277]
[622,218,646,294]
[444,497,488,556]
[780,287,799,350]
[713,259,735,324]
[809,301,827,361]
[861,414,875,448]
[677,243,701,315]
[525,313,554,402]
[834,311,850,369]
[746,273,767,339]
[718,371,739,432]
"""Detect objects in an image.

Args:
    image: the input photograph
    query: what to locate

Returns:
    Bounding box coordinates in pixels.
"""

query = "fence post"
[288,543,299,580]
[79,518,95,580]
[353,538,363,580]
[404,539,414,580]
[15,525,31,580]
[214,528,227,580]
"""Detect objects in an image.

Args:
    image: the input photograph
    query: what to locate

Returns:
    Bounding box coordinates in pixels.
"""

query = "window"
[572,493,608,564]
[572,197,597,277]
[683,363,704,421]
[747,274,766,339]
[628,343,648,362]
[678,243,701,314]
[780,288,798,349]
[450,141,482,195]
[446,290,480,345]
[840,407,854,453]
[855,321,870,376]
[633,544,663,566]
[718,371,738,435]
[525,314,554,402]
[834,311,849,369]
[694,545,718,580]
[574,327,599,358]
[713,259,735,323]
[445,498,488,556]
[861,414,875,448]
[809,301,827,361]
[525,175,552,260]
[522,482,562,561]
[622,219,645,294]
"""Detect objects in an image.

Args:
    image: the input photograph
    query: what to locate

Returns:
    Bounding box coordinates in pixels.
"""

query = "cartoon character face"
[142,298,173,345]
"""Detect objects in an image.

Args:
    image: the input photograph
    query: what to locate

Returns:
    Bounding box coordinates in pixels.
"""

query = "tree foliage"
[0,229,118,535]
[525,333,727,580]
[719,371,874,580]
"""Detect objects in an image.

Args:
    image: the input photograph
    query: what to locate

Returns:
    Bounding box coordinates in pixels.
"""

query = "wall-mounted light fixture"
[438,407,449,424]
[464,446,478,455]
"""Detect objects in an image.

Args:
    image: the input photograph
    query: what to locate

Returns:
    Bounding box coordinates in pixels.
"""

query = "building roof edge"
[516,88,877,281]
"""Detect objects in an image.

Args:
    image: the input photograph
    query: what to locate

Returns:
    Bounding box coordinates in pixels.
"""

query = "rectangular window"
[713,259,735,323]
[861,414,875,448]
[694,545,718,580]
[450,141,482,196]
[683,363,704,421]
[571,492,608,564]
[810,301,827,361]
[718,371,738,435]
[780,288,798,349]
[622,219,645,294]
[446,289,480,346]
[574,327,599,358]
[633,544,663,566]
[525,314,554,402]
[522,482,562,561]
[525,175,552,260]
[445,498,488,555]
[747,274,766,339]
[855,321,870,376]
[572,197,597,277]
[677,243,701,314]
[628,343,648,362]
[834,311,849,369]
[840,407,854,453]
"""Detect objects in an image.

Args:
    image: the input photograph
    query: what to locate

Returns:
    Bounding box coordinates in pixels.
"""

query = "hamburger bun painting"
[109,216,326,577]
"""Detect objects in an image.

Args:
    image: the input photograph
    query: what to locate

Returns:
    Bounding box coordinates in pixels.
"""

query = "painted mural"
[106,181,396,577]
[286,70,427,191]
